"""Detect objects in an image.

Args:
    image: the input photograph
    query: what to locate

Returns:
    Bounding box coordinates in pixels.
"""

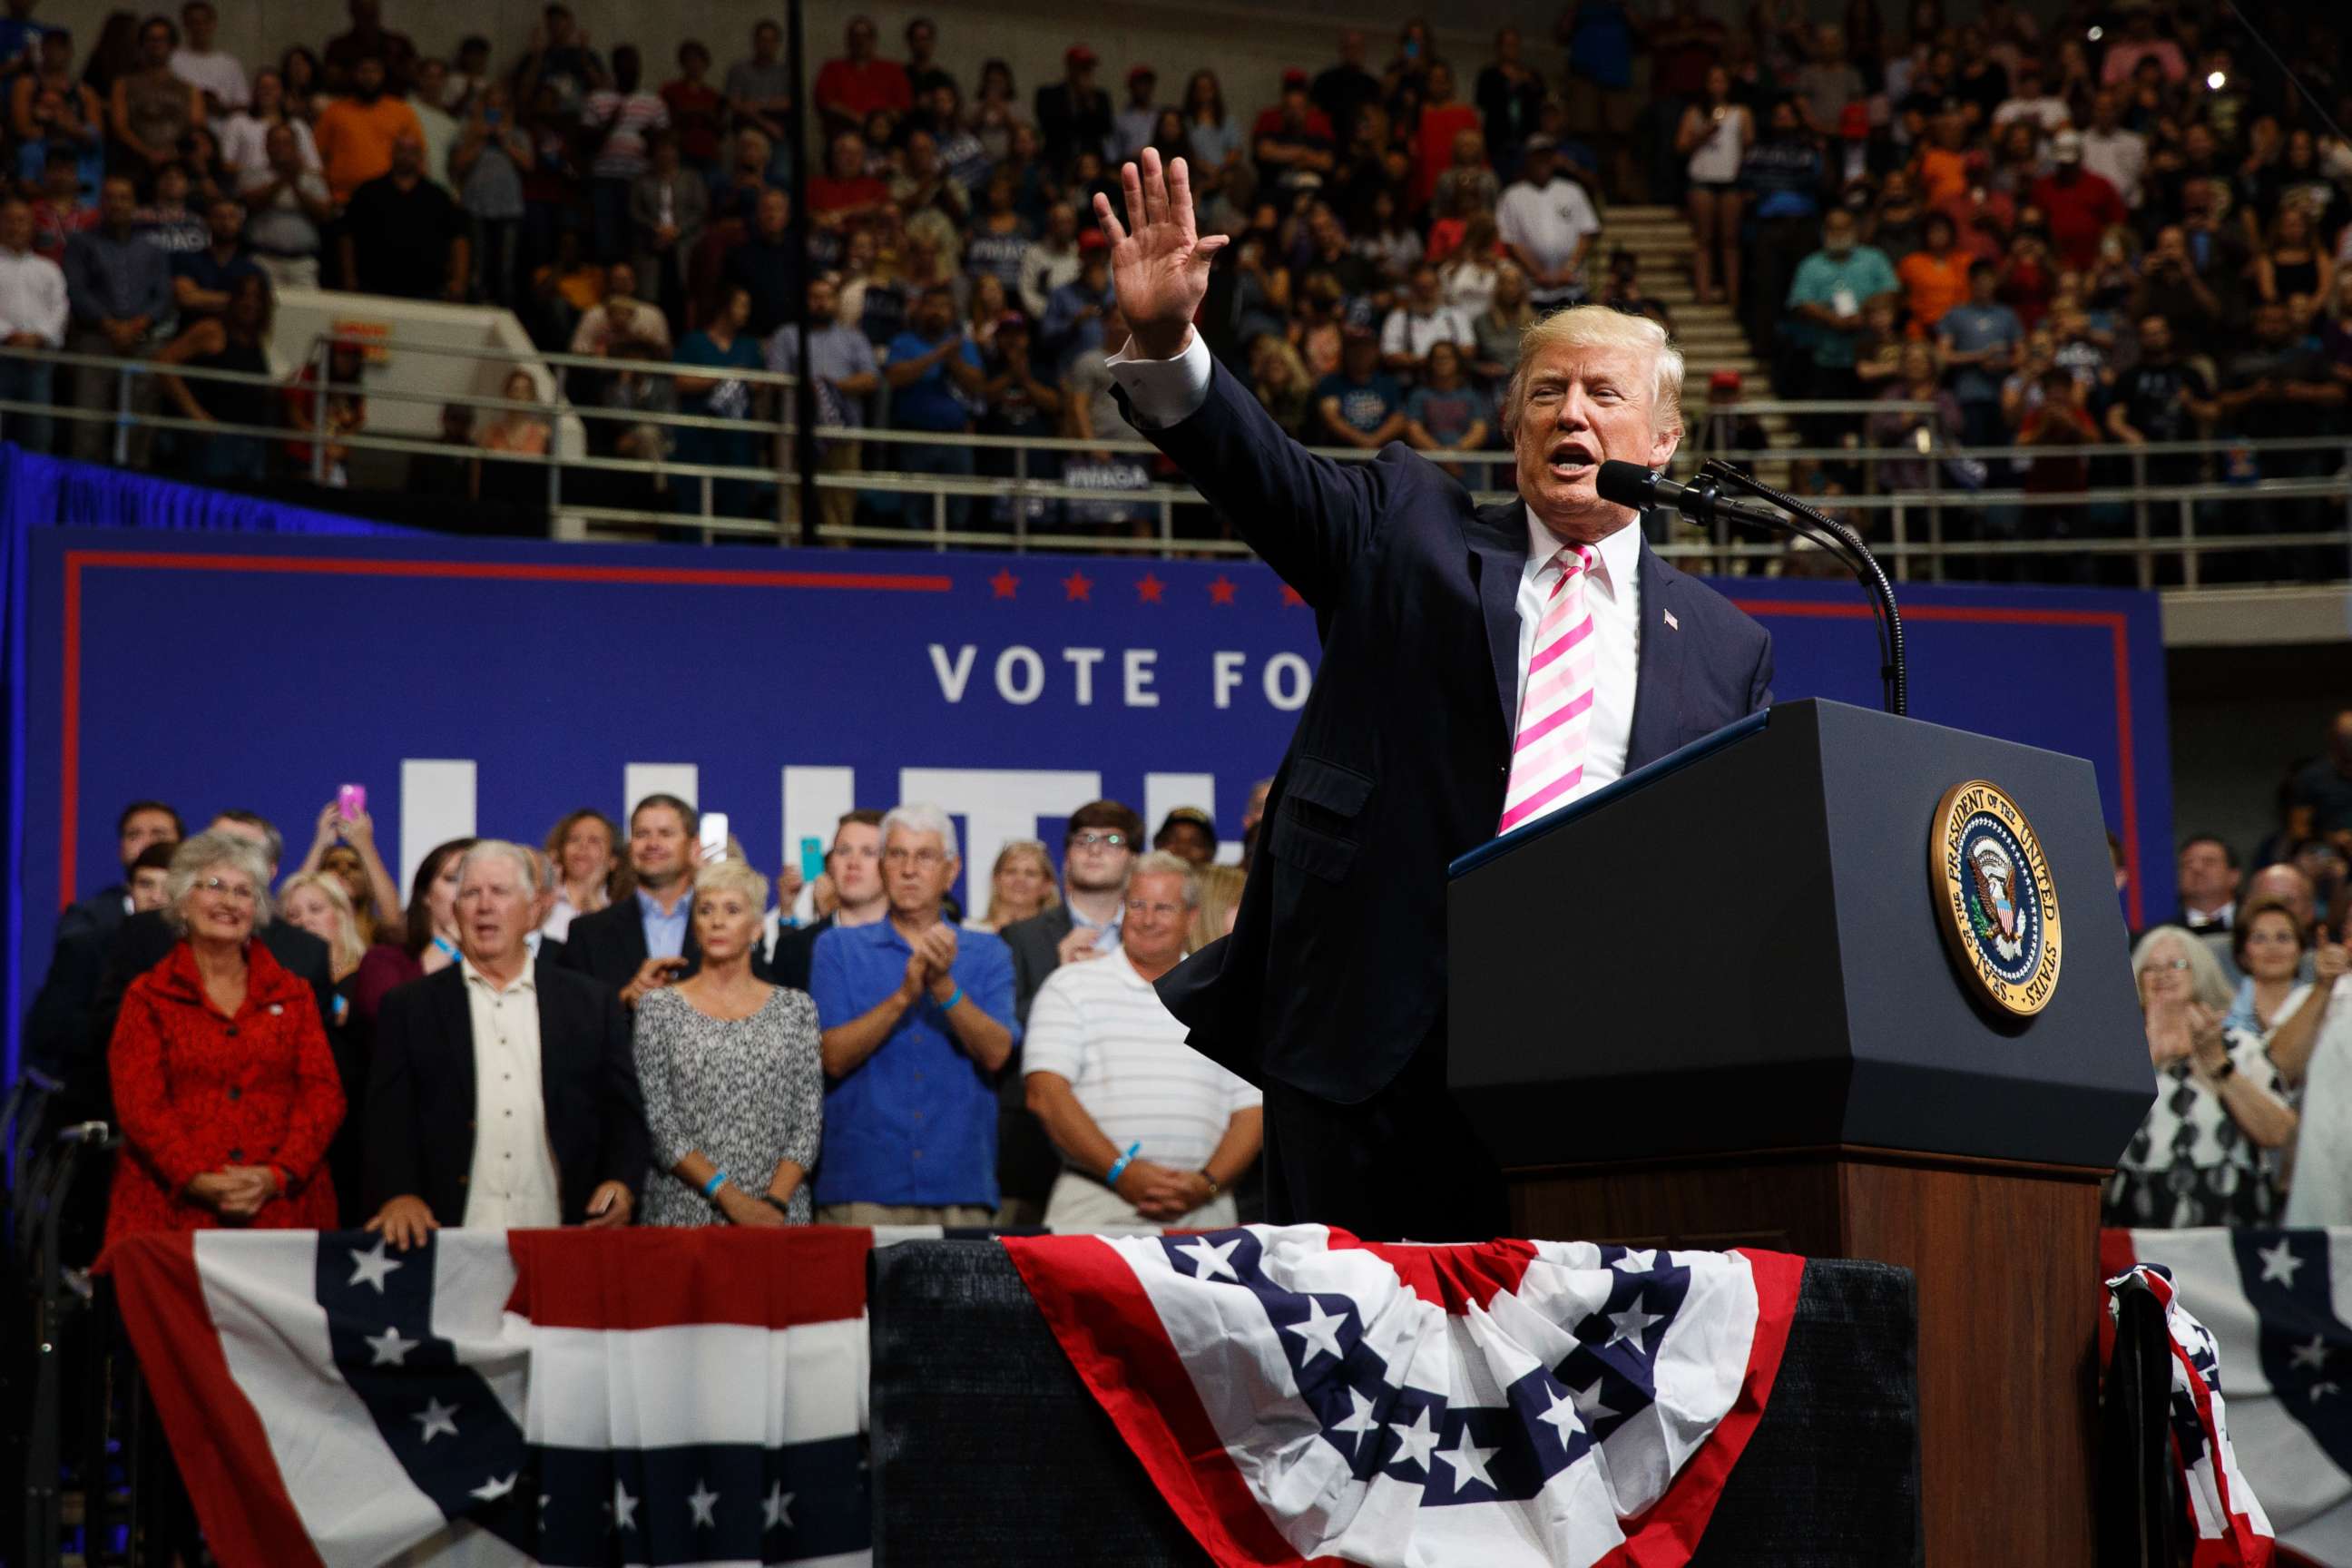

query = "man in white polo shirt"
[1024,852,1262,1230]
[1495,134,1601,311]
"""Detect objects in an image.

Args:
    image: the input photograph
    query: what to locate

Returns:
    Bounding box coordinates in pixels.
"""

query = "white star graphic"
[612,1480,638,1531]
[762,1482,794,1531]
[411,1396,459,1444]
[1176,1235,1242,1283]
[364,1326,418,1367]
[1536,1387,1586,1447]
[348,1238,403,1294]
[686,1479,720,1528]
[2259,1239,2307,1287]
[1607,1302,1661,1350]
[1387,1406,1440,1473]
[1435,1427,1500,1495]
[2293,1337,2332,1372]
[1283,1299,1348,1366]
[1329,1387,1381,1454]
[1613,1248,1659,1273]
[469,1473,516,1502]
[1570,1377,1618,1425]
[2314,1382,2341,1405]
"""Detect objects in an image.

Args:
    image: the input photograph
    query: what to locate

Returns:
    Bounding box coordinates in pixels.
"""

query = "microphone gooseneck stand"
[1698,458,1908,718]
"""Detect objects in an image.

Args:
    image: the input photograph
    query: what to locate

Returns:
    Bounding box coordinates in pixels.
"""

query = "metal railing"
[7,338,2348,585]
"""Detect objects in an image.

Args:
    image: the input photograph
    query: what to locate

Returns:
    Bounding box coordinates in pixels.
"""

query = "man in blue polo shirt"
[883,283,985,529]
[810,801,1016,1223]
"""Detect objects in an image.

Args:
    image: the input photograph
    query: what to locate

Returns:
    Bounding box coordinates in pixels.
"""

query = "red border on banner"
[51,549,2143,930]
[1005,1234,1807,1568]
[1729,597,2140,928]
[56,549,954,904]
[505,1225,875,1329]
[103,1233,329,1568]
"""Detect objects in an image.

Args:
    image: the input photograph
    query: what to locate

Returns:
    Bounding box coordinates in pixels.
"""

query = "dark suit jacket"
[71,911,337,1122]
[1000,905,1077,1027]
[1132,359,1774,1104]
[364,956,648,1226]
[558,897,770,990]
[769,914,831,993]
[24,886,128,1079]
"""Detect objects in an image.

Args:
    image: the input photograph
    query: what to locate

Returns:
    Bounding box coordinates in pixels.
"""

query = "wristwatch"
[1198,1170,1221,1200]
[2210,1054,2237,1083]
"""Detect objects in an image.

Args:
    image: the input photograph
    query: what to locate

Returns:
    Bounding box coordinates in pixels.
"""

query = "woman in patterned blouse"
[633,856,823,1226]
[2103,925,2298,1230]
[104,831,345,1247]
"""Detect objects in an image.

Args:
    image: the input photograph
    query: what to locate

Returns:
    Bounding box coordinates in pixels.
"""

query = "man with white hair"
[808,803,1016,1224]
[365,839,646,1247]
[1093,148,1773,1240]
[1024,853,1262,1229]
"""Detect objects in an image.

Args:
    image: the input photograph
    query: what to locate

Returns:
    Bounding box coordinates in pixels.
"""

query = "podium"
[1448,699,2151,1567]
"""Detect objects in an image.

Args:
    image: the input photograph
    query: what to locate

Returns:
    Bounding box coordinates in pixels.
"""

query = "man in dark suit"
[995,799,1145,1219]
[769,808,887,991]
[366,840,646,1247]
[74,810,337,1122]
[23,800,182,1076]
[561,792,770,1003]
[1094,150,1774,1240]
[999,799,1147,1023]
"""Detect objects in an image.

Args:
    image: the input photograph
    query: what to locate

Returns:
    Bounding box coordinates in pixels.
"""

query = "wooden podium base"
[1508,1144,2102,1568]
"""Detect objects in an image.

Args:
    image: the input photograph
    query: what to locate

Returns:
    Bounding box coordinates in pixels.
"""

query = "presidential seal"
[1930,779,2063,1017]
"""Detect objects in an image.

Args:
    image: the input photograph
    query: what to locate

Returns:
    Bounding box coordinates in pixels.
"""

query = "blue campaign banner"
[7,526,2171,1080]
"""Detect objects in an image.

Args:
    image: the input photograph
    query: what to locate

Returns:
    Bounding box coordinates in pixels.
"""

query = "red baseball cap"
[1282,67,1309,90]
[1066,44,1097,67]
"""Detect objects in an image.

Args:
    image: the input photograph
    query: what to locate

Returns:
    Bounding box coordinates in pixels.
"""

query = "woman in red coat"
[104,831,345,1247]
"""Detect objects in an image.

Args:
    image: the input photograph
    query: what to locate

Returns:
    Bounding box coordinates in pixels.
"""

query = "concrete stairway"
[1598,203,1798,485]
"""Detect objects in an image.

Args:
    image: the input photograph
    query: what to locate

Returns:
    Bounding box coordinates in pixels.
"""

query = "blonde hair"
[1189,863,1246,951]
[694,854,770,912]
[1501,304,1685,438]
[984,838,1061,926]
[277,871,365,973]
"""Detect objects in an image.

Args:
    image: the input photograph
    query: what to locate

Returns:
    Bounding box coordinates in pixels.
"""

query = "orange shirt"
[314,94,424,204]
[1896,250,1972,335]
[1914,144,1973,208]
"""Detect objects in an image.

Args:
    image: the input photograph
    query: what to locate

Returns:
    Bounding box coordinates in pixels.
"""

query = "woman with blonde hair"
[273,867,372,1223]
[542,808,617,940]
[1190,862,1246,952]
[634,856,823,1226]
[969,838,1060,932]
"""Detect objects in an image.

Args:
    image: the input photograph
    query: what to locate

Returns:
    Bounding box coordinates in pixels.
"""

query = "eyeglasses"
[1124,898,1186,919]
[884,848,946,867]
[198,877,258,903]
[1071,831,1129,850]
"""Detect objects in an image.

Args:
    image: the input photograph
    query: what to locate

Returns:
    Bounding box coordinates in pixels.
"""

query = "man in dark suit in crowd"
[366,840,646,1247]
[993,799,1145,1219]
[561,793,768,1004]
[75,809,336,1120]
[769,808,887,992]
[24,799,183,1077]
[1094,150,1774,1240]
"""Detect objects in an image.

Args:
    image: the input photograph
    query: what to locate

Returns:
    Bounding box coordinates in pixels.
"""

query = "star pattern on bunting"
[348,1238,402,1293]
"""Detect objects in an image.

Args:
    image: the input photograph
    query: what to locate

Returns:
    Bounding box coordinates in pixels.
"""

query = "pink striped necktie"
[1499,544,1599,835]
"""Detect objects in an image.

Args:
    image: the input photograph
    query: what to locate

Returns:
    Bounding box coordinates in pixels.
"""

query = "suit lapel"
[1464,499,1530,739]
[532,956,574,1102]
[1625,535,1687,769]
[434,966,476,1137]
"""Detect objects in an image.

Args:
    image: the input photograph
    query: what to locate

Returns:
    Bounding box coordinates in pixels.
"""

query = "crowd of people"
[26,784,1273,1253]
[0,0,2335,564]
[2111,708,2352,1231]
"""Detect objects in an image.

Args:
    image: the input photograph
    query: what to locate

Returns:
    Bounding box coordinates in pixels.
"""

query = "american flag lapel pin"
[1663,608,1680,632]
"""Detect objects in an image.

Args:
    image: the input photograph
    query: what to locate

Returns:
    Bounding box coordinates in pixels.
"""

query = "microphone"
[1592,460,1908,717]
[1595,460,1790,534]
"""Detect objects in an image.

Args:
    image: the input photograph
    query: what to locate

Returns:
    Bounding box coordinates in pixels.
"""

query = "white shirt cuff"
[1105,327,1211,429]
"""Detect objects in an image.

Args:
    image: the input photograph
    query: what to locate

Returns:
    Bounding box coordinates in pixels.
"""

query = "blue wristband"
[940,985,965,1013]
[701,1169,729,1200]
[1104,1141,1142,1187]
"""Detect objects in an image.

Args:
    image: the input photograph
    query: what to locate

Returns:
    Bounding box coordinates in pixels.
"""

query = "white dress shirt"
[1109,328,1643,812]
[0,245,69,346]
[459,957,564,1230]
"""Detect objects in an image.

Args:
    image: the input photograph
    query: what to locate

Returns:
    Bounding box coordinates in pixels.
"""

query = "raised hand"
[1093,148,1229,361]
